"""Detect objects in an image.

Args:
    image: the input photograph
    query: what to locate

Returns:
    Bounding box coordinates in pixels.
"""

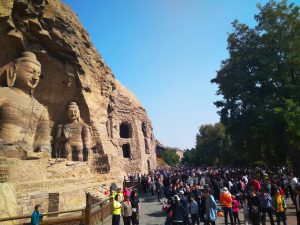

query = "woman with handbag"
[130,191,140,225]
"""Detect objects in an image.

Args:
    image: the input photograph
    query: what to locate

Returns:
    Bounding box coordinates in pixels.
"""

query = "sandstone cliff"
[0,0,156,172]
[0,0,156,220]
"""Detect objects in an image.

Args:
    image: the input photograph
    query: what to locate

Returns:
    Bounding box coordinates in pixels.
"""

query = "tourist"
[290,173,300,207]
[204,188,217,225]
[123,187,131,200]
[259,188,275,225]
[178,190,190,225]
[157,179,164,202]
[170,195,185,225]
[220,187,234,225]
[248,189,261,225]
[112,194,122,225]
[122,195,133,225]
[153,166,297,225]
[116,188,123,202]
[31,204,43,225]
[163,199,173,225]
[273,188,287,225]
[130,191,140,225]
[232,196,241,225]
[189,195,199,225]
[242,198,249,225]
[295,185,300,225]
[199,190,206,223]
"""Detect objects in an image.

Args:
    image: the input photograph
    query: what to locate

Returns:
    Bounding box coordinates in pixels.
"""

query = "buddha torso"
[0,87,50,150]
[59,122,90,149]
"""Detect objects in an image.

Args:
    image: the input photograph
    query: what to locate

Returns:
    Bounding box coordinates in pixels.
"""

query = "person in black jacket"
[248,189,261,225]
[179,191,191,225]
[130,191,140,225]
[169,195,185,225]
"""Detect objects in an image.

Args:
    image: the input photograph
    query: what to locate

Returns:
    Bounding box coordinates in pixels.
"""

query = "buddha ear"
[7,62,17,87]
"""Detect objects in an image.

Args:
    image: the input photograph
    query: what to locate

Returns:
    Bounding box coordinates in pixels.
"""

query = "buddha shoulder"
[0,87,47,112]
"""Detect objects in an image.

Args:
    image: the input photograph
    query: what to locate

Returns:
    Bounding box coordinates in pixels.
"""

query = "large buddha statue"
[54,102,91,162]
[0,51,51,152]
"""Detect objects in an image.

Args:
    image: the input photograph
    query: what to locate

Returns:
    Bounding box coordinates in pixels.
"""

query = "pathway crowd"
[111,166,300,225]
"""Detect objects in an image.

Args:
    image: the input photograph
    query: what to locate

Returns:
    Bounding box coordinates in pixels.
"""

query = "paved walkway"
[104,193,298,225]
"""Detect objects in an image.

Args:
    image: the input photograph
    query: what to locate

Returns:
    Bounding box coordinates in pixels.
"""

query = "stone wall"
[0,0,156,221]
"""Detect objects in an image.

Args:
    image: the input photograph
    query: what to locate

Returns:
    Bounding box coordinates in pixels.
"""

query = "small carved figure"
[54,102,91,162]
[0,51,51,151]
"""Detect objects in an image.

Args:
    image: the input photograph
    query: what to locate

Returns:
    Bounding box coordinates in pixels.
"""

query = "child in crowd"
[274,188,287,225]
[232,196,241,225]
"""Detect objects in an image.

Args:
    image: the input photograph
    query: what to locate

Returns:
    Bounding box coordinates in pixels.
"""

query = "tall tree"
[195,123,230,165]
[211,0,300,170]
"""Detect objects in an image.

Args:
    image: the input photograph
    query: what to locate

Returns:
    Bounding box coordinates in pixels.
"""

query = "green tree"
[211,0,300,170]
[195,123,231,165]
[182,148,197,165]
[161,148,180,166]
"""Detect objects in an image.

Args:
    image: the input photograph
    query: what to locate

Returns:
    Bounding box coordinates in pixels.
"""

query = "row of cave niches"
[119,122,148,139]
[119,122,150,159]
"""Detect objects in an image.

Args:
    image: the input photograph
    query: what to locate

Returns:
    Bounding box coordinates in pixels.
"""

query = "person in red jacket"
[249,179,261,192]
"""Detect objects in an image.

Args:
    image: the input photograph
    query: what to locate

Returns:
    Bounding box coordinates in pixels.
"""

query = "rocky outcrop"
[0,0,156,220]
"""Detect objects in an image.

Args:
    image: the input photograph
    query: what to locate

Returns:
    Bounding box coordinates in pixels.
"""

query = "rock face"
[0,0,156,220]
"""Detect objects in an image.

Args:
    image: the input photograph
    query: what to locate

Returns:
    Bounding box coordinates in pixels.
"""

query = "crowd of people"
[117,166,300,225]
[30,166,300,225]
[111,187,141,225]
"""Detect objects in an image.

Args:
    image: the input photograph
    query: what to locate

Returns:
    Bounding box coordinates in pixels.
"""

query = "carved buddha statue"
[0,51,51,152]
[54,102,91,162]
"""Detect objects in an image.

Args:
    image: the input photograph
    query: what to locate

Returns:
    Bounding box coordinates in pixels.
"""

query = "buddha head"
[7,51,41,95]
[67,102,80,122]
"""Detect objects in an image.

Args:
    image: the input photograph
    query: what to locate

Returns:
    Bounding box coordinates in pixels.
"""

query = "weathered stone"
[0,52,51,152]
[0,0,157,220]
[54,102,91,162]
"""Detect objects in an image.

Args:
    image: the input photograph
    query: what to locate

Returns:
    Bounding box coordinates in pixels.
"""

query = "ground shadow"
[142,197,157,203]
[146,211,166,217]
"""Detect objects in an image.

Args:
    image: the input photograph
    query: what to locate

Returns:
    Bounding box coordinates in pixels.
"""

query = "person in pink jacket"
[232,196,241,225]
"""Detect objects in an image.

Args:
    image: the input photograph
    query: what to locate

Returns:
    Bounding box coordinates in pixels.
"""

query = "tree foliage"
[161,148,180,166]
[183,123,230,165]
[211,0,300,169]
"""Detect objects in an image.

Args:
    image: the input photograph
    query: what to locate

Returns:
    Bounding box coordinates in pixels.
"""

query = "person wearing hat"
[178,191,189,225]
[220,187,234,225]
[170,195,185,225]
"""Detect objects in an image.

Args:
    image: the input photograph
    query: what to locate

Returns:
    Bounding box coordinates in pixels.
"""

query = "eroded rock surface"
[0,0,156,220]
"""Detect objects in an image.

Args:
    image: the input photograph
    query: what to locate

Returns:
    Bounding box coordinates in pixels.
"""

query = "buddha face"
[67,108,79,122]
[14,61,41,92]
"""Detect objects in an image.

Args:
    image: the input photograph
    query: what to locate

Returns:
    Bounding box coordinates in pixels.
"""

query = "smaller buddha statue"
[54,102,91,162]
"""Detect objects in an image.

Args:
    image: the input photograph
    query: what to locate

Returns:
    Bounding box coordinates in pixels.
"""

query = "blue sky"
[63,0,299,150]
